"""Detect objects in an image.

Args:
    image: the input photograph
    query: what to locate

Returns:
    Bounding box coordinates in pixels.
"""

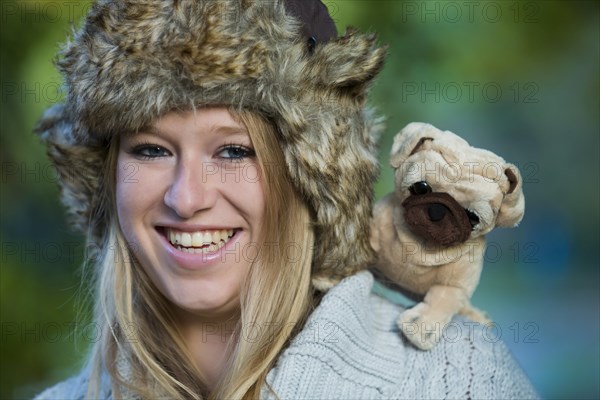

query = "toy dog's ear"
[390,122,438,168]
[496,164,525,227]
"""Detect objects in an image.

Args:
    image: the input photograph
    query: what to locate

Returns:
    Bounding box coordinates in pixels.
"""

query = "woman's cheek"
[115,160,135,237]
[115,159,158,232]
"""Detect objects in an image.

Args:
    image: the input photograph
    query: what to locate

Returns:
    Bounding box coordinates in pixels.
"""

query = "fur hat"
[35,0,387,288]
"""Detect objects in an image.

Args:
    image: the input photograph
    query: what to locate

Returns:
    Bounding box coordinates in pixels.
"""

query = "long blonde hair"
[85,109,315,399]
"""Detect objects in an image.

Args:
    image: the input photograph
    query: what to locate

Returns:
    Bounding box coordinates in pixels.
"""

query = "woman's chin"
[164,284,241,320]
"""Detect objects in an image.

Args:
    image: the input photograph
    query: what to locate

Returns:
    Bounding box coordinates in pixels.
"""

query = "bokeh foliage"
[1,1,598,398]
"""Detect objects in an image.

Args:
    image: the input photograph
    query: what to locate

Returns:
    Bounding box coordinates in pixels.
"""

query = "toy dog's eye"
[409,181,432,195]
[466,210,480,228]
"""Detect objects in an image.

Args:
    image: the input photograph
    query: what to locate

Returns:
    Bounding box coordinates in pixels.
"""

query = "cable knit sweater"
[35,271,538,399]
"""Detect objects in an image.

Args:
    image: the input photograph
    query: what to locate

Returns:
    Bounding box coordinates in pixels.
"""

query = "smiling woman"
[33,0,538,399]
[79,107,314,398]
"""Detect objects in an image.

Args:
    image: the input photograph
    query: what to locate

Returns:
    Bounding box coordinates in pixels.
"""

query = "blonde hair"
[84,109,315,399]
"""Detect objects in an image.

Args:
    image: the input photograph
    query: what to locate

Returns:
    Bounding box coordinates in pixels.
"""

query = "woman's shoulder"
[33,364,112,400]
[33,372,89,400]
[265,271,539,399]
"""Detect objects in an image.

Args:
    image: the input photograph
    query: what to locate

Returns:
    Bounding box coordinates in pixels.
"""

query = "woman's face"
[116,107,265,318]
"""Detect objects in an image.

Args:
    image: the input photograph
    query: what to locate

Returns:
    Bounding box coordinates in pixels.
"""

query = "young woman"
[35,1,537,399]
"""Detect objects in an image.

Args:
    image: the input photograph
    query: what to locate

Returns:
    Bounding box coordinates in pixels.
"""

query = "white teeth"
[175,239,228,254]
[166,228,236,251]
[181,233,192,247]
[192,232,203,247]
[207,243,218,252]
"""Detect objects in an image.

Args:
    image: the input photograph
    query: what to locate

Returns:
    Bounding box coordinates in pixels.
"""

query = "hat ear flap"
[35,104,107,242]
[496,164,525,227]
[308,29,387,93]
[390,122,437,168]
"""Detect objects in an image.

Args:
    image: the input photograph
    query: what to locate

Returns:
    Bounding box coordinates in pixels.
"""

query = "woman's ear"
[496,164,525,227]
[390,122,436,168]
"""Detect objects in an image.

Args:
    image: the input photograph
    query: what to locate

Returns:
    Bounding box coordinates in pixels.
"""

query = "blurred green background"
[1,0,598,398]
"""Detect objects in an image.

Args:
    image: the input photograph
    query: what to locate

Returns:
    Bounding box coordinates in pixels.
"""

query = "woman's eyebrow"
[125,125,163,137]
[210,125,248,136]
[139,126,164,136]
[129,124,248,137]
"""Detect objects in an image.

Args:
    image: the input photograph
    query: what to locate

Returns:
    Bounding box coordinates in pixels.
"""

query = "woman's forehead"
[129,108,249,137]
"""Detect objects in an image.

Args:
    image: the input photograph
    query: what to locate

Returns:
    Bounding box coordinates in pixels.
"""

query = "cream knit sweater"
[35,271,538,399]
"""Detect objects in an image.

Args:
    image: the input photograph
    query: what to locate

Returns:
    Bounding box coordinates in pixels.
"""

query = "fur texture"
[35,0,387,287]
[370,122,525,350]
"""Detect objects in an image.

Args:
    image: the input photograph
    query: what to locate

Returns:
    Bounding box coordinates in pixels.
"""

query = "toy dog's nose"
[402,192,472,246]
[428,204,448,221]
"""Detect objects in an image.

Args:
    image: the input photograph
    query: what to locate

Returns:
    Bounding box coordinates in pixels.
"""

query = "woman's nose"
[164,162,217,219]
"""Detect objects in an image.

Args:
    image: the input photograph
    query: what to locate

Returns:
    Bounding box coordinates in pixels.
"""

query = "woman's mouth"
[163,228,237,254]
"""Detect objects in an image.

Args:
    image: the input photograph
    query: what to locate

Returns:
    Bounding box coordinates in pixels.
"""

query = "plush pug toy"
[370,122,525,350]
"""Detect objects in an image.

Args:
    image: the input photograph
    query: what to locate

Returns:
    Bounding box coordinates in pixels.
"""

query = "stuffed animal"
[370,122,525,350]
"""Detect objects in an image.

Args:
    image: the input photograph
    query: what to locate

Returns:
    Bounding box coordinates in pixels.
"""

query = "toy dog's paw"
[311,276,338,292]
[460,304,492,324]
[397,303,449,350]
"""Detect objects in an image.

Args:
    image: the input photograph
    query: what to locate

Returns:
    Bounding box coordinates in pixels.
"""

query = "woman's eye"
[217,145,255,161]
[130,144,169,159]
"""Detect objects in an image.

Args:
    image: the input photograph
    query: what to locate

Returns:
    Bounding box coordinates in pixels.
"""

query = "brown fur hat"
[35,0,387,287]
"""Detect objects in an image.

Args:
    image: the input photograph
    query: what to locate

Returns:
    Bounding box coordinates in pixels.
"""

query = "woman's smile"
[155,225,244,270]
[163,227,237,253]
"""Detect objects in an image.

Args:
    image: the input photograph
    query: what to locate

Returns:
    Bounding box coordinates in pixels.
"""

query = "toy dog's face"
[390,123,525,246]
